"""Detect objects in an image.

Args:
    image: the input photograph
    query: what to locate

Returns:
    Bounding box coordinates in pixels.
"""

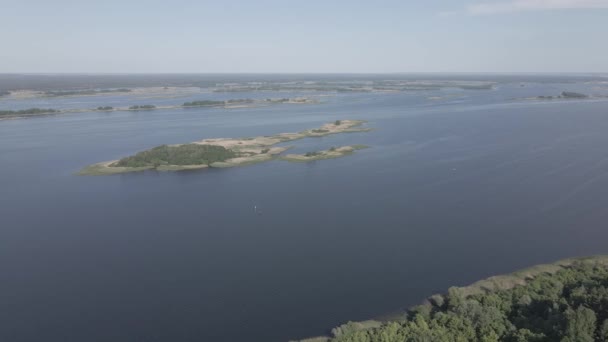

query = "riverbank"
[78,120,371,175]
[294,255,608,342]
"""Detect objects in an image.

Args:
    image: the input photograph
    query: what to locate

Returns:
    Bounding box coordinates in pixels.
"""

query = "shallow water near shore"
[2,75,608,341]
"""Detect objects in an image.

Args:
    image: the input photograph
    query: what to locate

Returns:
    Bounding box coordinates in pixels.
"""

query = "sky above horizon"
[2,0,608,73]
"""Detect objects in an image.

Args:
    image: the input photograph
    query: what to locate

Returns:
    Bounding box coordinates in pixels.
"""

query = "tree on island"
[129,105,156,110]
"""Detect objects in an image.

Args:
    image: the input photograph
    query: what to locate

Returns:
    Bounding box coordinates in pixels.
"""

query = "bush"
[0,108,58,116]
[114,144,238,167]
[183,100,224,107]
[129,105,156,110]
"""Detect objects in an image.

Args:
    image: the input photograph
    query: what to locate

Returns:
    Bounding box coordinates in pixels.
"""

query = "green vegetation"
[0,108,59,117]
[562,91,588,99]
[183,100,224,107]
[226,98,254,104]
[128,105,156,110]
[97,106,113,111]
[335,120,342,126]
[313,256,608,342]
[281,145,369,163]
[0,91,10,96]
[113,144,238,168]
[183,99,255,107]
[44,88,131,97]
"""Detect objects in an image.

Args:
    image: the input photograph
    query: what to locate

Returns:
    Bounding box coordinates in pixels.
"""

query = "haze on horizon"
[2,0,608,74]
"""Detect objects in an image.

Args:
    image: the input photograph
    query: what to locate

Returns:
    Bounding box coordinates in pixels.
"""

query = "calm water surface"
[2,77,608,341]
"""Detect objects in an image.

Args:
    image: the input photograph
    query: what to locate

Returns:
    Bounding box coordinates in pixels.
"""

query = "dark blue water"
[2,76,608,342]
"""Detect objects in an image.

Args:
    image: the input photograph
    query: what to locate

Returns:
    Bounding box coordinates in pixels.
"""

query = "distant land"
[294,255,608,342]
[519,91,608,102]
[78,120,371,175]
[0,96,317,120]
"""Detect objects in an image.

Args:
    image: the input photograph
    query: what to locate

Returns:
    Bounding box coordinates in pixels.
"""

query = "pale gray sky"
[1,0,607,73]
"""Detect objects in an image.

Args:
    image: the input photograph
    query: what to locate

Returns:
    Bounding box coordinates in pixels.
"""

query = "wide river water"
[1,75,608,341]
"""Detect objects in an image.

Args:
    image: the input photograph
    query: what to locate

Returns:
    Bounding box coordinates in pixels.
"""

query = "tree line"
[329,259,608,342]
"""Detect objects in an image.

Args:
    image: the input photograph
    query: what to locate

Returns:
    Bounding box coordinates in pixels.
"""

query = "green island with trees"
[0,108,59,117]
[0,90,10,96]
[293,255,608,342]
[78,120,371,175]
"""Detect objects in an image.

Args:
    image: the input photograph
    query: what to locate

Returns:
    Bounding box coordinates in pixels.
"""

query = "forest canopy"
[113,144,238,168]
[327,258,608,342]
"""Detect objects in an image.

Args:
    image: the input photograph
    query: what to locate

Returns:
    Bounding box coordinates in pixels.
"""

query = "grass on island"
[183,100,225,107]
[280,145,369,163]
[128,105,156,110]
[293,255,608,342]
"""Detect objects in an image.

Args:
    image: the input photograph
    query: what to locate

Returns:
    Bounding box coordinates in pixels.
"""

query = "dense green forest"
[0,108,58,117]
[320,257,608,342]
[114,144,238,167]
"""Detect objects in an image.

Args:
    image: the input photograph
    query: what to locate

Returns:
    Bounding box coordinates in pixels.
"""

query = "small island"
[0,108,59,118]
[527,91,594,101]
[78,120,371,175]
[280,145,369,162]
[44,88,131,97]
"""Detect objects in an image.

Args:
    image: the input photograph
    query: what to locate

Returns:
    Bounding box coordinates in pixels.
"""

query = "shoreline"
[0,96,319,121]
[292,255,608,342]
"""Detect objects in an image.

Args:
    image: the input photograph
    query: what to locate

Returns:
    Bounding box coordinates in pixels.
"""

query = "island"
[128,105,156,110]
[294,255,608,342]
[525,91,597,102]
[280,145,369,162]
[0,96,321,120]
[0,108,59,118]
[44,88,131,97]
[78,120,371,175]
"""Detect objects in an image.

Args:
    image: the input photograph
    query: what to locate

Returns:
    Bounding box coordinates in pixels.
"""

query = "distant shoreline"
[0,96,319,120]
